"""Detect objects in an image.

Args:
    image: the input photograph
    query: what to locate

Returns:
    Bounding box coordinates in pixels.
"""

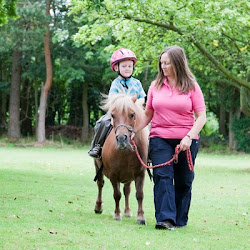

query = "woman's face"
[160,53,174,78]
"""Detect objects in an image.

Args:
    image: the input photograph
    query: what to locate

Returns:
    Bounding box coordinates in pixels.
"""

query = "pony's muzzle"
[116,134,129,149]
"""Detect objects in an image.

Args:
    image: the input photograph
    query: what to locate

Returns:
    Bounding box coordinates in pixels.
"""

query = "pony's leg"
[95,174,104,213]
[123,182,132,217]
[94,161,104,214]
[135,175,146,225]
[111,181,122,221]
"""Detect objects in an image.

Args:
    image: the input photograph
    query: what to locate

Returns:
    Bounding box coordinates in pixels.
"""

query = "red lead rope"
[131,139,194,172]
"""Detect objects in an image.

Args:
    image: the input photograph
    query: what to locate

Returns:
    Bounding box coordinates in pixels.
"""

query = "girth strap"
[93,162,104,182]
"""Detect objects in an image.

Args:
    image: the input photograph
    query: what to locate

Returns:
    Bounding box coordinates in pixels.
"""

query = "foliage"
[200,135,228,153]
[0,0,18,25]
[232,116,250,153]
[0,0,249,149]
[70,0,250,119]
[0,0,46,52]
[71,0,249,85]
[48,2,113,127]
[200,111,219,136]
[0,146,249,249]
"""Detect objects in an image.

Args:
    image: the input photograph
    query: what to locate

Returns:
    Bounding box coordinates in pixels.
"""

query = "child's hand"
[131,94,138,103]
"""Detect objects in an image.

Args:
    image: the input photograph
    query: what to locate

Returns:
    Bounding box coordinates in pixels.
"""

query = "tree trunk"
[34,81,38,133]
[20,79,33,136]
[219,88,226,136]
[37,87,48,142]
[0,92,7,134]
[37,0,52,143]
[229,107,240,150]
[0,69,7,134]
[240,86,250,116]
[219,104,226,136]
[81,82,89,143]
[8,50,22,139]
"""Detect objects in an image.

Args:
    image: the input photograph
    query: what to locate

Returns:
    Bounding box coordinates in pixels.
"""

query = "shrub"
[232,116,250,153]
[200,111,219,137]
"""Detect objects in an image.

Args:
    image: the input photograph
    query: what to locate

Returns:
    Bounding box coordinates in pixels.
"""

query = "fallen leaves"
[5,214,20,219]
[49,230,57,235]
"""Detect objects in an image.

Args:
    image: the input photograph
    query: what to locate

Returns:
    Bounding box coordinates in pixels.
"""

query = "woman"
[134,45,206,230]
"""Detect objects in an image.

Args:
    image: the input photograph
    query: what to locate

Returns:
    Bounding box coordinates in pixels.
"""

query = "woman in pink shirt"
[134,45,206,230]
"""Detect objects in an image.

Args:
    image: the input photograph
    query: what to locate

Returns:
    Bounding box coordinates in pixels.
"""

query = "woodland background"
[0,0,249,152]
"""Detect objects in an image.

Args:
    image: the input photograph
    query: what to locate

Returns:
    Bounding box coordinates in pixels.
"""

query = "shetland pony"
[94,93,149,224]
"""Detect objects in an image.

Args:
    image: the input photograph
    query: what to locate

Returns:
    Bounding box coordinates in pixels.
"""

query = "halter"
[114,124,134,134]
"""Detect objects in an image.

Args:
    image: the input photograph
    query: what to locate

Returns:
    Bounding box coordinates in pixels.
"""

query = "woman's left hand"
[179,136,192,151]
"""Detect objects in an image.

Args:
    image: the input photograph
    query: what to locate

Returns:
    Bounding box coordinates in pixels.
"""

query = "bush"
[232,116,250,153]
[200,111,219,137]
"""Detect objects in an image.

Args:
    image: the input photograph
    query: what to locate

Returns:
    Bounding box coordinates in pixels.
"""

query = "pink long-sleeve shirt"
[146,77,206,140]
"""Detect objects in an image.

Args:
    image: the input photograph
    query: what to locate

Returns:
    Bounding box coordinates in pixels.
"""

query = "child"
[88,48,146,158]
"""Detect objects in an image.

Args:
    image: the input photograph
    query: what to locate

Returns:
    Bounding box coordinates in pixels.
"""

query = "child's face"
[115,60,134,78]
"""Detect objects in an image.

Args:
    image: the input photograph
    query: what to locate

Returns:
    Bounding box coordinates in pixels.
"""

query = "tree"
[0,0,46,139]
[70,0,249,113]
[7,49,22,139]
[37,0,53,142]
[71,0,249,149]
[1,0,111,142]
[49,2,110,142]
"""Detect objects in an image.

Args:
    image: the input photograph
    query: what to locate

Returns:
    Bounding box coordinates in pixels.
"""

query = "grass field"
[0,145,249,249]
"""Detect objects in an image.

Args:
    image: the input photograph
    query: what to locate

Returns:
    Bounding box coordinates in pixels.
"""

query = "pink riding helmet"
[110,48,137,72]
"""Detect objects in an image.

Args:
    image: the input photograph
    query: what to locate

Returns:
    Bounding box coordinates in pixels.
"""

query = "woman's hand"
[133,108,153,139]
[179,135,192,151]
[131,131,136,140]
[179,110,206,151]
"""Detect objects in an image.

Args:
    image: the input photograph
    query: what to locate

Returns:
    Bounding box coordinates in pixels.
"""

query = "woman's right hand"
[132,108,154,140]
[180,135,192,151]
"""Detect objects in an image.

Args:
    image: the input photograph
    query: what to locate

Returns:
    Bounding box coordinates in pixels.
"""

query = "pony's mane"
[100,93,144,123]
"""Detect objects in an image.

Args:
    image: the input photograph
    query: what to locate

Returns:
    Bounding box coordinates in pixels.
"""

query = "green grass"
[0,146,249,249]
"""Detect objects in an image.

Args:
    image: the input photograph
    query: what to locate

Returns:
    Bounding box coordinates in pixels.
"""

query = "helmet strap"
[119,77,129,89]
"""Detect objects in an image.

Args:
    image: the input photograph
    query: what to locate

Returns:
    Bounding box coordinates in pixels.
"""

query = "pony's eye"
[111,114,115,119]
[130,113,135,119]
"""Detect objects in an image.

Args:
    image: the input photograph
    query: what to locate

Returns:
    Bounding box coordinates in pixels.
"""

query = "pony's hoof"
[123,212,132,218]
[113,214,122,221]
[94,209,103,214]
[137,219,146,225]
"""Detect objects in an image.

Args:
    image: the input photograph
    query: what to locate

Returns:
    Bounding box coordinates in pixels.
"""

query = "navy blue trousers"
[149,137,199,227]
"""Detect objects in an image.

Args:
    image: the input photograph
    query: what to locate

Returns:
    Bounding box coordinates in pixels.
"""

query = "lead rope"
[131,139,194,171]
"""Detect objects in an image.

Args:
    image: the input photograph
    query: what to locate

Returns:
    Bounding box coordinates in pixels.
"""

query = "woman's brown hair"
[154,45,196,93]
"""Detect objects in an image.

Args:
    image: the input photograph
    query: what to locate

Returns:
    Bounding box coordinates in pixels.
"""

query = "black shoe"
[175,224,186,228]
[88,145,101,158]
[155,220,175,230]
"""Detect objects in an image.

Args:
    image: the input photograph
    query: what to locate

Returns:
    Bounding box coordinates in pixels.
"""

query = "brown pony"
[94,93,149,225]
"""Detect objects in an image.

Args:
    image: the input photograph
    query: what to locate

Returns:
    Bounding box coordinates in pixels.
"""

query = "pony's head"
[101,93,143,150]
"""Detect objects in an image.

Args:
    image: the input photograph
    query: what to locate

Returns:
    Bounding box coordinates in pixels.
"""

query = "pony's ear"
[131,94,138,103]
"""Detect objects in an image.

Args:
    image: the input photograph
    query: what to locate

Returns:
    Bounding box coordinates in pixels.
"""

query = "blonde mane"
[101,93,144,122]
[100,93,148,140]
